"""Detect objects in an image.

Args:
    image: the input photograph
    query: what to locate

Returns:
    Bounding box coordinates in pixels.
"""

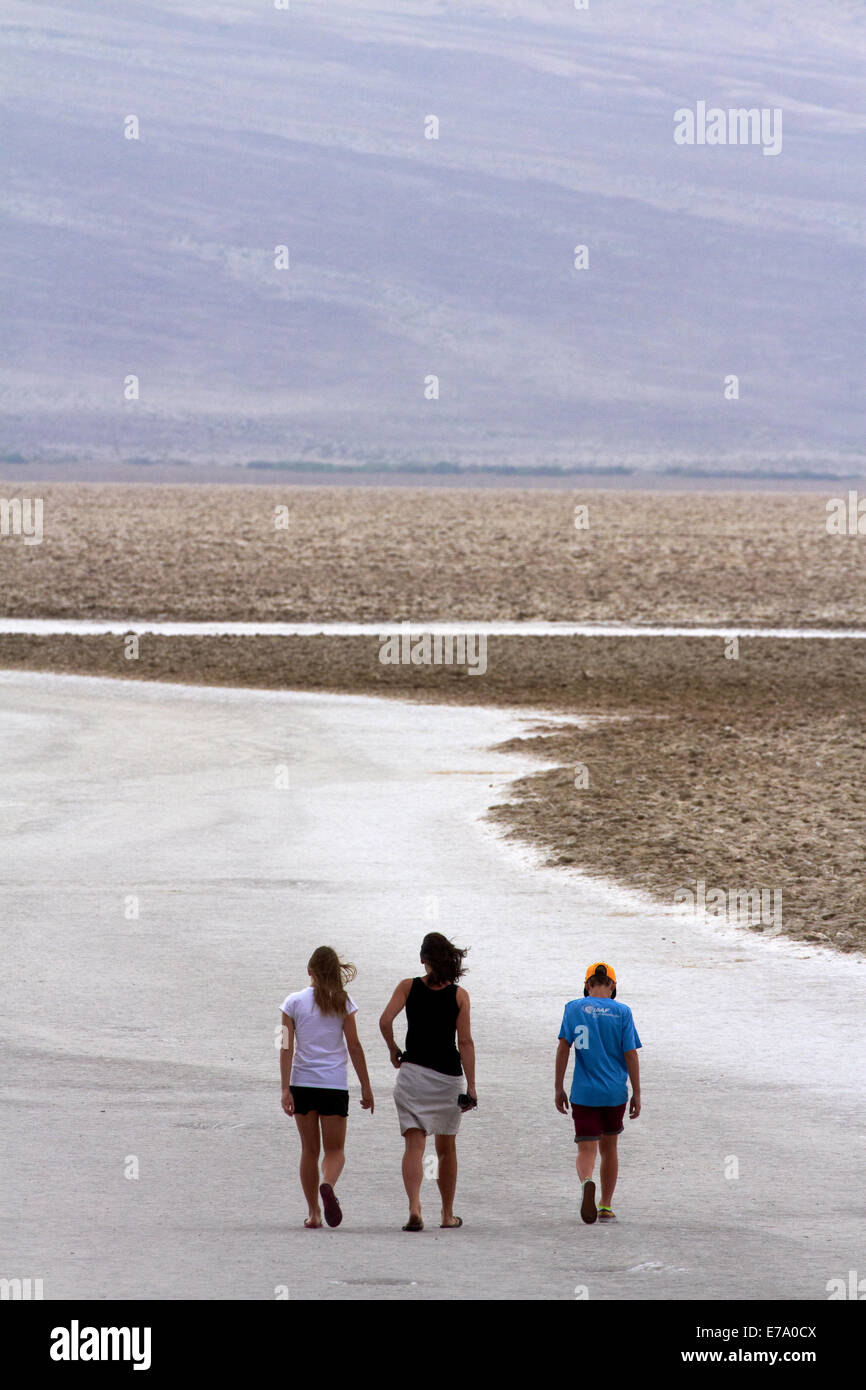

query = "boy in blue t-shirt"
[555,962,642,1224]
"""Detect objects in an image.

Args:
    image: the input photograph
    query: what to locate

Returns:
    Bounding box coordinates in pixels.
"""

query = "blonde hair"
[308,946,357,1016]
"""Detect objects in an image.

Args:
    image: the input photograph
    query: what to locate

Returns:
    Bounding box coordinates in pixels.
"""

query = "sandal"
[319,1183,342,1228]
[440,1216,463,1228]
[598,1206,616,1220]
[580,1179,598,1224]
[402,1214,424,1231]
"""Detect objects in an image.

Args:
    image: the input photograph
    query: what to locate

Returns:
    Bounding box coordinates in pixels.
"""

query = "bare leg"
[402,1129,426,1219]
[320,1115,347,1189]
[599,1134,619,1207]
[294,1111,322,1225]
[576,1139,598,1184]
[434,1133,459,1225]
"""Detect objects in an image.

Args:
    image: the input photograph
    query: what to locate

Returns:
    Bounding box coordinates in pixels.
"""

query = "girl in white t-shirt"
[280,946,374,1228]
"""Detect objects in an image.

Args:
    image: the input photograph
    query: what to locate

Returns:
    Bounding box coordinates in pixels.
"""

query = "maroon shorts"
[571,1101,627,1142]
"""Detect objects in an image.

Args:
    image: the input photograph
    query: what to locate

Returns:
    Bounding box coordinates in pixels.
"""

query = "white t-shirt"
[280,986,357,1089]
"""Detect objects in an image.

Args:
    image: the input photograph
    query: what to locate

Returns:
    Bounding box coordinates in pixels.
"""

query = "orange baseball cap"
[585,961,617,983]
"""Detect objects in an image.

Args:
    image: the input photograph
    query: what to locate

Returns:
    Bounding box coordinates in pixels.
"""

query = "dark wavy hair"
[420,932,468,986]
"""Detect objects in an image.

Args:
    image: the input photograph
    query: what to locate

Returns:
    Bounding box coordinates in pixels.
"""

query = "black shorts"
[290,1085,349,1117]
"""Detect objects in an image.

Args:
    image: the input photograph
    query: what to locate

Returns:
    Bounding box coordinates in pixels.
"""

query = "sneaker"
[580,1179,597,1224]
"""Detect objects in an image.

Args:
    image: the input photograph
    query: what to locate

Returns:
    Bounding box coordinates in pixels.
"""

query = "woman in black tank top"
[402,977,462,1076]
[379,933,477,1232]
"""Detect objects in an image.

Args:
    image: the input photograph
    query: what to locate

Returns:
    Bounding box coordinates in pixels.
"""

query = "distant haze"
[2,0,864,476]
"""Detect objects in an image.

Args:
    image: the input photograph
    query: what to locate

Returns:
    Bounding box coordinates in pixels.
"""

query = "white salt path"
[0,672,862,1300]
[2,619,866,638]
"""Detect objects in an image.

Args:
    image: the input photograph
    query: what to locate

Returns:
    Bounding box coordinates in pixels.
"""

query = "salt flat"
[0,671,862,1300]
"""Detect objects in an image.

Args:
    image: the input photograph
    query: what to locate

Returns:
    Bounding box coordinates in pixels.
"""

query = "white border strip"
[2,619,866,639]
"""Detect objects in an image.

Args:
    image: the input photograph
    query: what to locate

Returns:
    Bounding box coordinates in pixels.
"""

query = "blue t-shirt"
[558,997,641,1106]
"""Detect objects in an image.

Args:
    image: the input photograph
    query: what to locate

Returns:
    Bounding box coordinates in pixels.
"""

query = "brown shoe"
[580,1180,598,1224]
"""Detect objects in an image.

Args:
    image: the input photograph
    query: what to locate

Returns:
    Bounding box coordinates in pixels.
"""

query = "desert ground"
[0,482,862,625]
[0,481,863,954]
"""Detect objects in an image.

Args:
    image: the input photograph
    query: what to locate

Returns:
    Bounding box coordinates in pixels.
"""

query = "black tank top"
[402,978,462,1077]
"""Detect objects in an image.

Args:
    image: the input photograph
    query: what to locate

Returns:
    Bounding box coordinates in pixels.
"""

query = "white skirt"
[393,1061,463,1135]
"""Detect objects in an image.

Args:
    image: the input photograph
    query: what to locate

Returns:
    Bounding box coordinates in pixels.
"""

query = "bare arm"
[343,1012,374,1113]
[379,979,412,1068]
[555,1037,571,1113]
[625,1048,641,1117]
[455,987,476,1098]
[280,1013,295,1115]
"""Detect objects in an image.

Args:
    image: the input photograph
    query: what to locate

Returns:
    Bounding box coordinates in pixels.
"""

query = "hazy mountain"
[2,0,863,475]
